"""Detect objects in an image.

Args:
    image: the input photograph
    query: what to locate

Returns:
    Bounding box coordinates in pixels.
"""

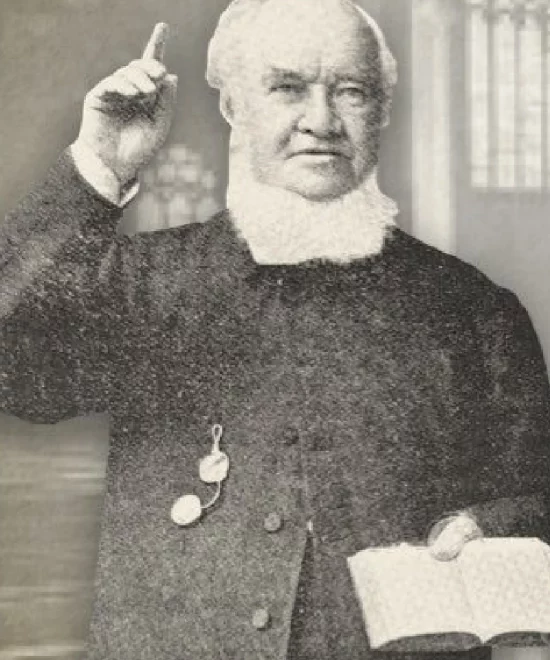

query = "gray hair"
[206,0,398,101]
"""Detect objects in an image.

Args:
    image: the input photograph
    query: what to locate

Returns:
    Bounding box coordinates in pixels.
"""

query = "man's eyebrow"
[260,66,378,86]
[261,68,308,85]
[336,67,377,82]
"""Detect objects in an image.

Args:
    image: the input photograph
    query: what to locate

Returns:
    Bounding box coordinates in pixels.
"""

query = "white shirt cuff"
[70,141,139,207]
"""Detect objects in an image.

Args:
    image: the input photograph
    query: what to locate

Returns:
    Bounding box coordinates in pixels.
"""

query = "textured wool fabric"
[1,153,550,660]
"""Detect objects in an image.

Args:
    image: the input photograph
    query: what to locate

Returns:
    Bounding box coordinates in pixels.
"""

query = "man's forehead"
[255,0,360,25]
[242,3,377,82]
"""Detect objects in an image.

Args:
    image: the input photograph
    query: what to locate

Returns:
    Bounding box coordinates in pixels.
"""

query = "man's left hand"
[428,512,483,561]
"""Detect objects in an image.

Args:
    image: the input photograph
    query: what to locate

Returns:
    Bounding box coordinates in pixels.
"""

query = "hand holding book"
[348,537,550,652]
[427,511,484,561]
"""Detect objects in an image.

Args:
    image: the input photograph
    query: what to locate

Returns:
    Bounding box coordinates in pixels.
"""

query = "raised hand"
[74,23,178,187]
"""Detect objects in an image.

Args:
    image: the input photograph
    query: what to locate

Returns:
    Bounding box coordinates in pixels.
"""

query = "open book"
[347,538,550,652]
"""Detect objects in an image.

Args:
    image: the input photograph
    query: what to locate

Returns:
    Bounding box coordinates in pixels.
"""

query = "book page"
[347,544,477,649]
[459,538,550,643]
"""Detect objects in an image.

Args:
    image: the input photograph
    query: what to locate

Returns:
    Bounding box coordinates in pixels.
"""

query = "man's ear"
[380,98,392,130]
[219,90,235,126]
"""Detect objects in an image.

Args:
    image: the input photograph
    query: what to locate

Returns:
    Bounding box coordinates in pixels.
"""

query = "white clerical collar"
[226,153,398,266]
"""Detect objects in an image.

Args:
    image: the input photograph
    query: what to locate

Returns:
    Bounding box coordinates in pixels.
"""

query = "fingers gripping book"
[347,538,550,652]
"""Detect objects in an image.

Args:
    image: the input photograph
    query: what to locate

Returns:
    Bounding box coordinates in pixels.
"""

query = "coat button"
[252,608,271,630]
[282,428,299,446]
[263,513,284,533]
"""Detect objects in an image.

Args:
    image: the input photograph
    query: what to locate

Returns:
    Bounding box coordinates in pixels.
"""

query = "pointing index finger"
[142,22,169,62]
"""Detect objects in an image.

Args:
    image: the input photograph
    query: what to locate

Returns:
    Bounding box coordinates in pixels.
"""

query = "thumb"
[157,74,178,114]
[429,525,467,561]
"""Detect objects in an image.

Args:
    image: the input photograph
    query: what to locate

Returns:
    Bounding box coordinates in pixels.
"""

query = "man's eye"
[271,83,305,95]
[336,86,368,105]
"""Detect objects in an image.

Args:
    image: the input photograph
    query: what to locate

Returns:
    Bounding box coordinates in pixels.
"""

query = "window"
[468,0,550,188]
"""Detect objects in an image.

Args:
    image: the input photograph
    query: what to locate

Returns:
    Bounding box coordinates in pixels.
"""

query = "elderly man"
[1,1,549,659]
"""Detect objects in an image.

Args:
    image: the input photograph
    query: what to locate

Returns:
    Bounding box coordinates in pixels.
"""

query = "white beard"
[226,149,398,265]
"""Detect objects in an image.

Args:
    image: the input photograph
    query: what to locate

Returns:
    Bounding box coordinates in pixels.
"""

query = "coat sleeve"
[0,151,130,423]
[466,287,550,543]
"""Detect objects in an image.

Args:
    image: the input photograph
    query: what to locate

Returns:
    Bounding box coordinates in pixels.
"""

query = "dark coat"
[1,153,550,660]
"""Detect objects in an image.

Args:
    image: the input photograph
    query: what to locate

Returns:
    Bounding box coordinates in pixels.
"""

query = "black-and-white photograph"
[1,1,550,659]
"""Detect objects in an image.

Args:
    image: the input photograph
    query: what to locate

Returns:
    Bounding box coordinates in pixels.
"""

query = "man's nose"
[297,85,341,137]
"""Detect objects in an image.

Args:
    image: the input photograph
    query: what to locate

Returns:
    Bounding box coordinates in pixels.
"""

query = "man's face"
[232,0,386,201]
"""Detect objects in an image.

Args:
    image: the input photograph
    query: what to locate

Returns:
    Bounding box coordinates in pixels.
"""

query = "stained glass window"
[121,143,222,235]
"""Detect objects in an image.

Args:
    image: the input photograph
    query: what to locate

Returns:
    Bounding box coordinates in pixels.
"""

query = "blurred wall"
[409,0,550,366]
[0,0,231,223]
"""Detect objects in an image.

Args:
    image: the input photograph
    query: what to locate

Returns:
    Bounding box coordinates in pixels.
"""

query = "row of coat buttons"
[255,514,281,631]
[256,434,309,630]
[254,513,285,631]
[253,517,314,632]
